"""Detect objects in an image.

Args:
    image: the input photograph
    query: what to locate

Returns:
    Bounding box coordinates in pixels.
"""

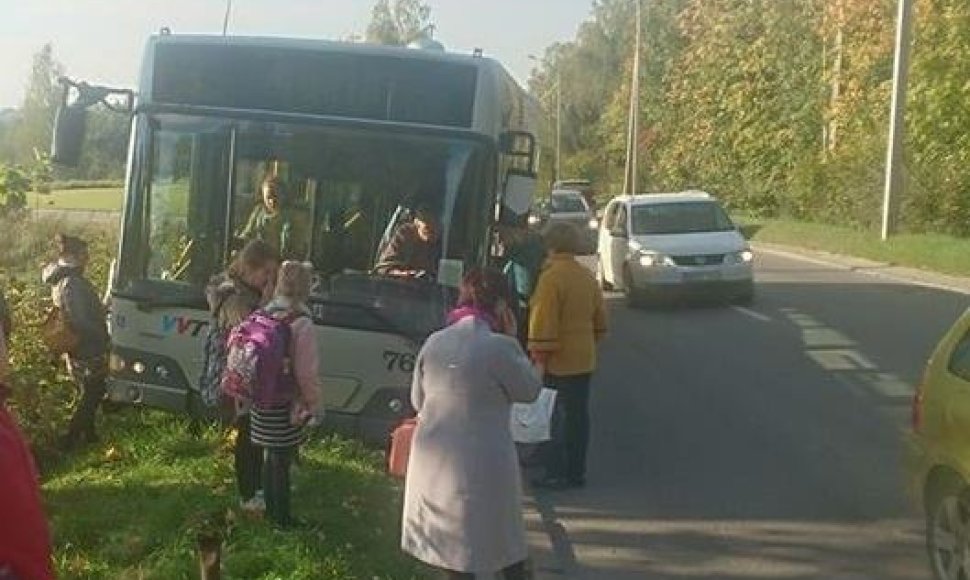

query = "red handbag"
[387,418,417,479]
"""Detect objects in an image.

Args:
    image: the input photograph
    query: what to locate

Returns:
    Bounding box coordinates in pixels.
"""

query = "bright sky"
[0,0,593,109]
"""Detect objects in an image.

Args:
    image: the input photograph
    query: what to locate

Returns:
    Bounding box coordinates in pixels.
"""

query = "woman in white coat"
[402,267,542,579]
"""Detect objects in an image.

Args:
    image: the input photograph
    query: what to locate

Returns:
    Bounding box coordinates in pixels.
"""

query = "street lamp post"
[528,55,562,184]
[555,68,562,183]
[623,0,642,195]
[882,0,914,240]
[222,0,232,36]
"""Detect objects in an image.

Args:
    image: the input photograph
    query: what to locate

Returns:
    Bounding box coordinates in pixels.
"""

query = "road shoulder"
[753,241,970,296]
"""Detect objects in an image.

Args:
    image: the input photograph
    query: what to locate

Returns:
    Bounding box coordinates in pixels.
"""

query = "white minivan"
[596,192,754,306]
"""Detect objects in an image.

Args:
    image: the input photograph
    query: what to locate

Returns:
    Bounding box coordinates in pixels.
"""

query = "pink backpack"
[221,310,300,407]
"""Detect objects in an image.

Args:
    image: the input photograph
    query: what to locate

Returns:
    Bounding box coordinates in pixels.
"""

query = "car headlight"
[588,218,599,230]
[726,249,754,264]
[638,252,676,268]
[527,214,540,225]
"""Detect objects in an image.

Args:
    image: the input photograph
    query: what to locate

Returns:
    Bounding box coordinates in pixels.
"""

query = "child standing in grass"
[205,240,280,515]
[0,290,54,580]
[248,261,321,527]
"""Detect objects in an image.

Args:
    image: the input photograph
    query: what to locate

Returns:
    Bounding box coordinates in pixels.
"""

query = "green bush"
[0,164,30,216]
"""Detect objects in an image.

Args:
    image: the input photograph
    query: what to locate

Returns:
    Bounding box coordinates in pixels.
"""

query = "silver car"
[529,189,598,252]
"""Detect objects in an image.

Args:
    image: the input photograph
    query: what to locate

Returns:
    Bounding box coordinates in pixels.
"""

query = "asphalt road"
[524,250,970,580]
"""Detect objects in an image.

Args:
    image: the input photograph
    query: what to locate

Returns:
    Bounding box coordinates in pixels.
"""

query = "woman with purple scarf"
[401,268,542,579]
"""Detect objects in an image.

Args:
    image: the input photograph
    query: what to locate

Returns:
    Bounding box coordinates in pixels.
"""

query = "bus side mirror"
[499,131,537,176]
[51,104,87,166]
[502,168,536,216]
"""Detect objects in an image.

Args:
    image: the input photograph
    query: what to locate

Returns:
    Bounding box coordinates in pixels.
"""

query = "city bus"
[52,33,539,444]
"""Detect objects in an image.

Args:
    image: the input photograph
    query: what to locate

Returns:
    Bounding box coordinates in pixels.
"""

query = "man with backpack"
[42,234,110,450]
[200,240,280,514]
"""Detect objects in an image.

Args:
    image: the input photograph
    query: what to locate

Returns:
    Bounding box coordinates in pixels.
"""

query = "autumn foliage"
[531,0,970,235]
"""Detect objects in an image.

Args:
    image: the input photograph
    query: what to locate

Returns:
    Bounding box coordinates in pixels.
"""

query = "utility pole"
[623,0,642,195]
[555,68,562,183]
[882,0,914,240]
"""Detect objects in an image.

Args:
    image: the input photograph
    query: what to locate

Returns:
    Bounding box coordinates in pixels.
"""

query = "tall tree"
[14,44,64,166]
[532,0,970,235]
[365,0,433,46]
[906,0,970,235]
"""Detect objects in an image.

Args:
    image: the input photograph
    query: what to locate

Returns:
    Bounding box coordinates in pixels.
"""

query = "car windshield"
[550,194,588,213]
[117,113,493,338]
[630,201,735,235]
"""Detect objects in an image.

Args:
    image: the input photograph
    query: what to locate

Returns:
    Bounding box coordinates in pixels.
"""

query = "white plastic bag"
[510,388,557,444]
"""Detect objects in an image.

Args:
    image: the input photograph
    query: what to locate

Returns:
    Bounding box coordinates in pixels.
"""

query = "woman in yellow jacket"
[528,222,608,490]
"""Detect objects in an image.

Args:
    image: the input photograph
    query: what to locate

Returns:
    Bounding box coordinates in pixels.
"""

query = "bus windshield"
[117,113,495,338]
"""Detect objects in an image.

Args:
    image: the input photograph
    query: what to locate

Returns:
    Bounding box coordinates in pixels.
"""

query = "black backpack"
[198,299,229,409]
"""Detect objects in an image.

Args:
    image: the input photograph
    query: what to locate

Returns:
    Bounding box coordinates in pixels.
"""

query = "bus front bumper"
[106,378,189,413]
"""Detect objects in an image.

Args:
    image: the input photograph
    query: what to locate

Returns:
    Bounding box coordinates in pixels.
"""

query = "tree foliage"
[0,165,30,216]
[365,0,433,46]
[533,0,970,235]
[14,43,63,167]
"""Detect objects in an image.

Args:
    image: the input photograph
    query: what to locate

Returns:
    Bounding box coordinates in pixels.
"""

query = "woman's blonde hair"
[228,240,280,281]
[275,261,314,303]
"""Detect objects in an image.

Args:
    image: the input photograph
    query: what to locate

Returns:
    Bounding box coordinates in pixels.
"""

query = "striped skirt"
[250,404,305,449]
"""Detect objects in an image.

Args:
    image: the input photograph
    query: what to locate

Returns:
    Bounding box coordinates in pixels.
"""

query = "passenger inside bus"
[373,206,442,279]
[238,175,310,260]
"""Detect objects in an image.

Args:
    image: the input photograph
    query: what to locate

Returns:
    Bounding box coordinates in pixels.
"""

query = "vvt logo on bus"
[161,315,209,337]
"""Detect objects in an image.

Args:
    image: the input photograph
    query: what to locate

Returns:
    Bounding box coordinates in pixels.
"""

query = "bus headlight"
[109,353,127,372]
[527,214,540,226]
[154,365,171,380]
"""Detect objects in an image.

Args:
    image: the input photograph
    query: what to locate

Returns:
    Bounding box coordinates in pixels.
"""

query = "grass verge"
[43,410,425,579]
[27,188,124,212]
[737,217,970,278]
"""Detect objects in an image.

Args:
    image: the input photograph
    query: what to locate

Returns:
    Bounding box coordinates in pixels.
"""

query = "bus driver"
[238,176,310,260]
[374,206,442,279]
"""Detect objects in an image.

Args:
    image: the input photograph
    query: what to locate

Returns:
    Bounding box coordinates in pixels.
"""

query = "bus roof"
[137,34,533,137]
[145,33,508,71]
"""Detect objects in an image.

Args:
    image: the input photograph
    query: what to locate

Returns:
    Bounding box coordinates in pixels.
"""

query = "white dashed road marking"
[731,306,772,322]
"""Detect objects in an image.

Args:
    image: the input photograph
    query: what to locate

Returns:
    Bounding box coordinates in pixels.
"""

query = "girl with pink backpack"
[223,261,321,527]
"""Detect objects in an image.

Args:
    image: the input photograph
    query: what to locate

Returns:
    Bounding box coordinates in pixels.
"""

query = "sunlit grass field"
[27,188,124,212]
[42,410,426,579]
[737,216,970,278]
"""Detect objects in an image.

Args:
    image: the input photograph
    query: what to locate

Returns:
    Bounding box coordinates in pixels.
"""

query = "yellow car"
[907,308,970,580]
